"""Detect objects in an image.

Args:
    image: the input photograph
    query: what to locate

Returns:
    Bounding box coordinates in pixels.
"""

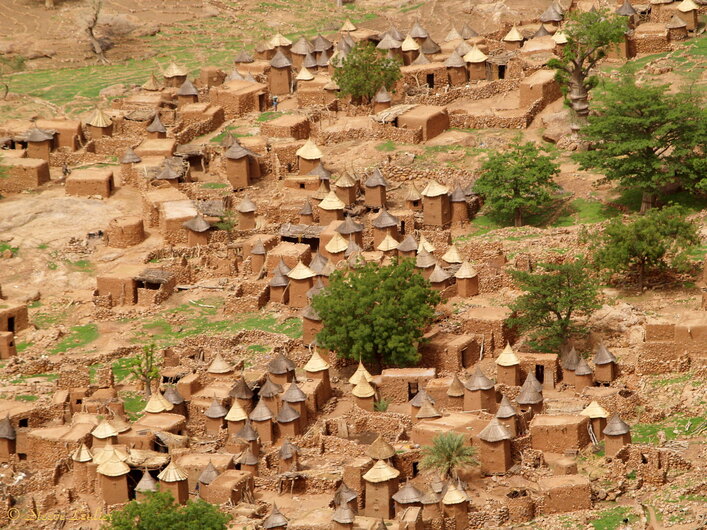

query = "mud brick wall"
[261,118,311,140]
[380,165,476,188]
[172,110,225,145]
[635,341,690,375]
[408,78,521,106]
[630,35,670,55]
[449,97,545,130]
[315,121,423,145]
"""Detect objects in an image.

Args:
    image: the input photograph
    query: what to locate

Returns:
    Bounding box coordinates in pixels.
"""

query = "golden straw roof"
[454,261,478,279]
[87,108,113,128]
[335,172,357,188]
[225,400,248,422]
[164,62,188,78]
[296,139,323,160]
[417,235,435,253]
[92,419,119,439]
[352,377,376,398]
[288,260,316,280]
[363,459,400,483]
[143,392,174,414]
[447,373,465,397]
[340,19,357,32]
[405,183,422,201]
[325,232,349,254]
[496,342,520,367]
[319,190,346,211]
[304,349,330,372]
[92,442,129,465]
[580,400,609,419]
[71,443,93,463]
[269,33,293,47]
[442,482,468,505]
[142,73,162,91]
[296,67,314,81]
[503,26,524,42]
[367,435,396,460]
[463,45,488,63]
[377,233,399,252]
[158,460,188,482]
[552,31,568,44]
[208,353,234,374]
[97,454,131,477]
[421,180,449,197]
[401,35,420,51]
[349,360,373,385]
[678,0,699,10]
[441,245,462,264]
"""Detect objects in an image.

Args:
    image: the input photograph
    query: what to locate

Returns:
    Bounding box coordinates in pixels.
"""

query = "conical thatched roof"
[616,0,638,15]
[249,399,274,421]
[296,139,322,160]
[135,469,158,492]
[465,367,494,391]
[418,235,435,253]
[146,113,166,134]
[352,377,376,398]
[441,245,462,264]
[416,248,437,269]
[87,108,112,128]
[401,35,420,52]
[304,349,329,372]
[397,234,418,253]
[332,504,355,524]
[444,51,466,68]
[282,381,307,403]
[291,36,314,55]
[143,392,174,414]
[372,208,399,229]
[562,346,580,371]
[334,482,358,505]
[552,31,568,44]
[236,419,259,441]
[227,69,245,82]
[269,33,293,47]
[158,460,188,482]
[421,180,449,197]
[460,24,478,39]
[183,214,211,233]
[259,376,284,398]
[496,395,517,418]
[176,79,198,96]
[163,386,184,405]
[92,419,119,439]
[270,50,292,68]
[263,504,288,529]
[268,352,295,374]
[97,454,131,477]
[208,352,233,374]
[429,264,451,283]
[230,376,254,400]
[445,27,463,42]
[479,417,512,442]
[533,24,551,38]
[678,0,699,11]
[335,172,357,188]
[409,21,429,39]
[393,482,423,504]
[296,67,314,81]
[312,33,333,52]
[277,258,292,276]
[464,45,488,63]
[603,414,630,435]
[340,19,357,32]
[234,50,254,63]
[522,372,543,393]
[120,148,141,164]
[270,269,289,288]
[365,168,388,188]
[574,357,593,376]
[580,400,609,419]
[299,199,313,216]
[319,190,346,211]
[279,439,300,459]
[412,52,431,65]
[450,184,466,202]
[454,261,478,279]
[302,304,321,322]
[226,141,256,159]
[337,216,364,235]
[308,163,332,180]
[447,373,465,397]
[540,3,563,22]
[198,461,220,485]
[163,62,188,78]
[225,399,248,422]
[236,196,256,213]
[349,360,373,385]
[496,343,520,367]
[416,399,442,420]
[442,482,468,505]
[204,398,228,419]
[666,15,688,28]
[276,402,301,423]
[405,183,422,202]
[71,443,92,462]
[377,33,402,50]
[363,459,400,483]
[377,234,399,252]
[593,343,617,365]
[326,232,349,254]
[367,435,395,460]
[237,445,259,465]
[142,73,161,91]
[420,37,441,55]
[410,388,435,407]
[455,40,473,57]
[516,385,543,405]
[503,26,524,42]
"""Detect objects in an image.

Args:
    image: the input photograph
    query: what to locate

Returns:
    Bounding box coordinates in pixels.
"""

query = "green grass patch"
[15,394,39,402]
[590,505,637,530]
[33,308,67,329]
[375,140,397,152]
[65,259,95,274]
[15,341,32,353]
[28,300,42,309]
[112,358,134,383]
[121,391,146,422]
[0,243,18,256]
[256,111,283,122]
[50,324,100,354]
[553,198,620,226]
[246,344,269,353]
[89,363,103,385]
[613,188,707,214]
[37,243,49,250]
[632,414,706,444]
[201,182,229,189]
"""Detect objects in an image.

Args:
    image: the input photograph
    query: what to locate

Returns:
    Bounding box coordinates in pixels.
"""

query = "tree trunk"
[568,70,589,133]
[514,207,523,227]
[144,378,152,397]
[638,260,645,292]
[639,192,654,213]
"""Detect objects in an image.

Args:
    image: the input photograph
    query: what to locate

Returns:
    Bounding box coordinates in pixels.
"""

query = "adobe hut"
[352,377,376,411]
[495,396,519,437]
[371,208,400,247]
[290,37,314,69]
[464,367,496,413]
[225,142,259,190]
[393,482,423,515]
[377,33,403,62]
[516,382,543,416]
[237,445,260,476]
[502,26,524,50]
[421,180,451,227]
[204,398,228,435]
[229,378,255,414]
[299,199,314,224]
[157,460,189,504]
[442,482,469,529]
[163,62,189,87]
[603,415,631,457]
[236,196,257,230]
[276,402,302,439]
[251,239,267,272]
[259,376,284,413]
[666,15,688,41]
[445,51,468,86]
[397,235,418,259]
[495,343,521,386]
[296,139,323,175]
[561,346,580,386]
[176,80,199,107]
[478,417,513,475]
[464,46,488,81]
[269,270,289,304]
[279,439,299,473]
[336,216,364,247]
[249,399,275,444]
[580,401,609,441]
[573,358,594,393]
[0,416,17,462]
[415,248,437,279]
[593,343,618,383]
[334,172,358,206]
[225,399,248,435]
[91,420,118,448]
[318,191,346,226]
[135,470,158,501]
[332,505,355,529]
[146,114,167,139]
[446,374,465,409]
[287,261,316,308]
[454,262,479,297]
[263,504,288,529]
[25,127,55,160]
[269,51,293,96]
[428,265,451,291]
[404,183,422,211]
[449,185,468,224]
[363,460,400,519]
[364,168,388,209]
[183,214,212,247]
[281,381,307,423]
[397,106,450,141]
[96,455,131,505]
[373,86,392,113]
[106,217,145,249]
[66,167,114,198]
[86,108,113,139]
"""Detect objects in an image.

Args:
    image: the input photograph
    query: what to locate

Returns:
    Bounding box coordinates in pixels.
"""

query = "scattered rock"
[99,83,128,99]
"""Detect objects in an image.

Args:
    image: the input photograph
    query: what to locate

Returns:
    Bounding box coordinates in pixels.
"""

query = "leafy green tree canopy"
[592,205,700,290]
[547,8,626,119]
[507,259,601,351]
[332,42,401,103]
[574,73,706,211]
[127,343,161,397]
[420,432,477,480]
[106,490,231,530]
[311,258,440,370]
[473,139,559,227]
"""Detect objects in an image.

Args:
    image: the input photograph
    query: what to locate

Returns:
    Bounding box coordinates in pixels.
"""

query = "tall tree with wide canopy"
[333,42,401,103]
[311,259,440,371]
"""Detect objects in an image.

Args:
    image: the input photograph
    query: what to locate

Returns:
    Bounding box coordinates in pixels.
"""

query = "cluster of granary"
[0,335,637,527]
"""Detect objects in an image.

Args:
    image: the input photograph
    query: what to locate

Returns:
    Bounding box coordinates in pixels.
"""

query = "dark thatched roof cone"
[603,414,631,436]
[465,367,494,391]
[478,417,512,442]
[393,482,423,504]
[204,399,227,419]
[197,461,220,485]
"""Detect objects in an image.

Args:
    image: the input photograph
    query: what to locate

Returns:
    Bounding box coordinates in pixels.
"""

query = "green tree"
[507,259,601,351]
[574,73,706,211]
[333,42,401,103]
[592,205,700,291]
[547,8,626,121]
[311,259,440,371]
[127,343,161,397]
[106,490,231,530]
[420,432,477,480]
[473,139,559,227]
